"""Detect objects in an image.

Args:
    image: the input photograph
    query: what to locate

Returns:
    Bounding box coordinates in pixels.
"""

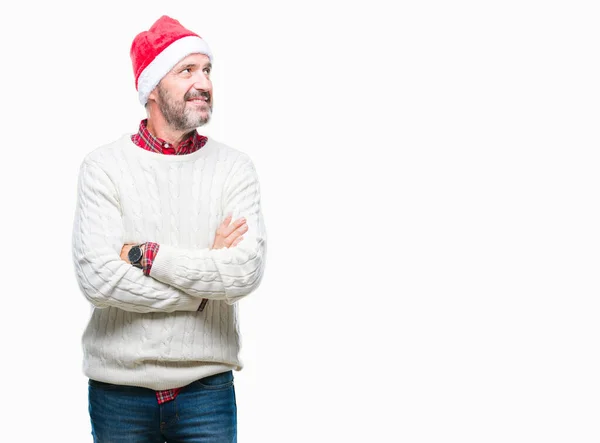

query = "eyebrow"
[175,62,212,72]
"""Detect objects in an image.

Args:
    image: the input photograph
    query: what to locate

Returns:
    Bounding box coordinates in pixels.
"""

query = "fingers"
[219,215,247,238]
[212,215,248,249]
[222,221,247,247]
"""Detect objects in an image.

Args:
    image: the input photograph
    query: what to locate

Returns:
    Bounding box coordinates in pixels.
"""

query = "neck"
[146,117,195,147]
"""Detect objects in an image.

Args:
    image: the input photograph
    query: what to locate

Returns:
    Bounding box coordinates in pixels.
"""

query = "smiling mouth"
[188,99,209,106]
[186,91,210,103]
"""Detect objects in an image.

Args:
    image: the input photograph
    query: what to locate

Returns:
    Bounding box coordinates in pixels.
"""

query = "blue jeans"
[88,371,237,442]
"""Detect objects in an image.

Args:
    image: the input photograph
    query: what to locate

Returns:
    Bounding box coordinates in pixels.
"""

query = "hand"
[212,215,247,249]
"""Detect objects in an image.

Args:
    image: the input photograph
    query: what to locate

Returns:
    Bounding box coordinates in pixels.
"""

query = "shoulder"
[80,134,131,169]
[207,138,254,167]
[207,139,261,189]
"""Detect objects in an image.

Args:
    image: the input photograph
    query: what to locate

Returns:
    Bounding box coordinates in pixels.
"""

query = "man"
[71,15,267,442]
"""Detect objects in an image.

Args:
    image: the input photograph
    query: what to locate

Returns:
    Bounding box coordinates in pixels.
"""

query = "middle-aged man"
[71,15,267,442]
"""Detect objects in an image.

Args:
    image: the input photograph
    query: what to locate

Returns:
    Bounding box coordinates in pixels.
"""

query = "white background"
[1,0,600,441]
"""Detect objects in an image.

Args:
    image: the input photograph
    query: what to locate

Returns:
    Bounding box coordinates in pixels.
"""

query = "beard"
[156,85,212,131]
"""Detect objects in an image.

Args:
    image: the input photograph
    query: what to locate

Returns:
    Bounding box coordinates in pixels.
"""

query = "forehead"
[174,53,211,68]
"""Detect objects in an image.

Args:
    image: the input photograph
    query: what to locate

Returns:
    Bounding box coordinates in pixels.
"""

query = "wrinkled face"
[152,53,213,131]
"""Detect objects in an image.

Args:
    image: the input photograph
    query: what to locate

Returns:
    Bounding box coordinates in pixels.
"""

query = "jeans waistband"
[89,370,234,392]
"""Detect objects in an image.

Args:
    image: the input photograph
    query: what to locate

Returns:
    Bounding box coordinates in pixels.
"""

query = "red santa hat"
[130,15,213,106]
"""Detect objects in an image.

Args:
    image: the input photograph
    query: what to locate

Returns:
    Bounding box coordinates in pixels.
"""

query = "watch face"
[128,245,143,264]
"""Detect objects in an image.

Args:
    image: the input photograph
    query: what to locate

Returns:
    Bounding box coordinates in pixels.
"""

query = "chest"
[114,160,230,245]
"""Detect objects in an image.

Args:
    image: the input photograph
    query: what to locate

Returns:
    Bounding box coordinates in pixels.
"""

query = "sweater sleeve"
[72,160,203,313]
[148,156,267,305]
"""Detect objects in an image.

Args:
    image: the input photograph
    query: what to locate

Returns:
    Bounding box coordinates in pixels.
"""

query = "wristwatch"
[128,243,145,269]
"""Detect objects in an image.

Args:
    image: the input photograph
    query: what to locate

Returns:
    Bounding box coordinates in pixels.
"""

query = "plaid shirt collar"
[131,119,208,155]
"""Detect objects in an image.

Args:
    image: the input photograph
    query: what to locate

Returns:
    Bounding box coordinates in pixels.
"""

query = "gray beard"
[157,85,212,131]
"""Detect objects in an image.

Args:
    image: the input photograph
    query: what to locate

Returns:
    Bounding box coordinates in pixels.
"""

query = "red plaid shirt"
[131,119,208,404]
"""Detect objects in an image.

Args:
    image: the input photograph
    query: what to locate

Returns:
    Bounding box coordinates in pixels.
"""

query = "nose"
[192,72,211,90]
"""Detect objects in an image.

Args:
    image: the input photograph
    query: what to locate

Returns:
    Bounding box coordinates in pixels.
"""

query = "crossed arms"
[72,157,266,313]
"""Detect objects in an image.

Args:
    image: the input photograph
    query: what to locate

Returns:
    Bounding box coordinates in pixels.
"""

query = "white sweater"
[71,134,267,390]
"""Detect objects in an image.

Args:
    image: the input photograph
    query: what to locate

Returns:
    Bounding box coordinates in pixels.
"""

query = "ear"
[148,87,158,103]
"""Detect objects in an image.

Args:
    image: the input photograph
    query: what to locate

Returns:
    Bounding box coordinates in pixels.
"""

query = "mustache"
[184,90,211,102]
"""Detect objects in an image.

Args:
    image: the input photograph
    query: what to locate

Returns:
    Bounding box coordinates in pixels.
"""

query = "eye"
[203,67,211,75]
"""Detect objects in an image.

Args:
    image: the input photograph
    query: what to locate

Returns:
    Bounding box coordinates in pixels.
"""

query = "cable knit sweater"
[72,134,267,390]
